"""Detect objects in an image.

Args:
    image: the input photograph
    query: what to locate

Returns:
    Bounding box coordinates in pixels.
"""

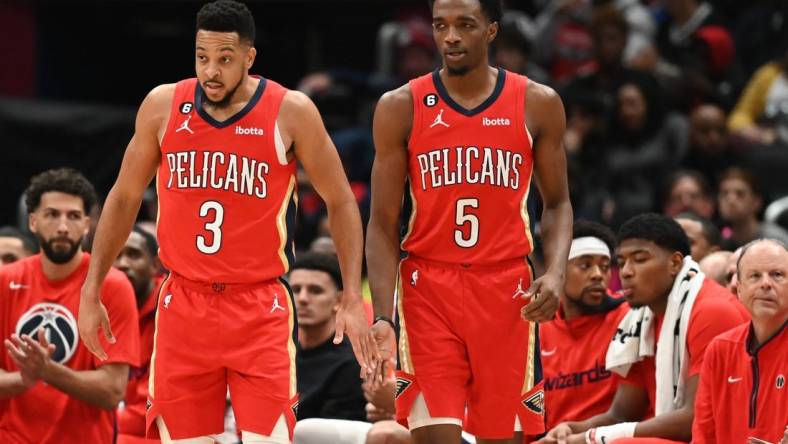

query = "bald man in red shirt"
[693,239,788,444]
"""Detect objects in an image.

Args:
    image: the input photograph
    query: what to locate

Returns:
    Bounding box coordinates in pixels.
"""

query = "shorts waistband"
[169,272,281,294]
[405,254,531,272]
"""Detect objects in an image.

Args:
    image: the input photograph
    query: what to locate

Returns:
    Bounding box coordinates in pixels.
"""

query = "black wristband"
[373,315,396,330]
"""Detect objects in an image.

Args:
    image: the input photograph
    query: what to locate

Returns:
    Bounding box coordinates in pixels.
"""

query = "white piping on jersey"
[274,121,288,166]
[524,121,533,146]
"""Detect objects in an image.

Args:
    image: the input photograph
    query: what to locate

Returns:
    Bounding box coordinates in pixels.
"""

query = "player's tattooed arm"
[280,90,378,376]
[79,84,173,361]
[366,85,412,386]
[521,81,572,322]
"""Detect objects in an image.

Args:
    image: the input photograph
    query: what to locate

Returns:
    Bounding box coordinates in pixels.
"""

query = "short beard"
[447,65,470,76]
[566,291,614,315]
[39,235,82,265]
[203,80,242,109]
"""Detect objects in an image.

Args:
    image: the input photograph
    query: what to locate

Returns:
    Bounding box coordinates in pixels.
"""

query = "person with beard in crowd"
[538,221,629,432]
[0,168,139,443]
[540,214,748,444]
[114,226,165,444]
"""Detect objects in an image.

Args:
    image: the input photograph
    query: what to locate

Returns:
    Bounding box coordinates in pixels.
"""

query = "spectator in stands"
[539,221,628,431]
[292,254,407,444]
[724,247,743,295]
[728,51,788,147]
[718,167,788,250]
[0,226,35,266]
[540,214,748,443]
[682,104,734,184]
[292,252,366,422]
[592,0,655,69]
[0,168,139,443]
[605,76,688,227]
[662,170,715,219]
[674,212,721,261]
[530,0,595,83]
[653,0,729,110]
[693,239,788,443]
[114,226,164,444]
[698,250,732,286]
[493,11,550,85]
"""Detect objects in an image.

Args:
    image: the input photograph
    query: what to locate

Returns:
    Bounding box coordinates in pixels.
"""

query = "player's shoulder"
[0,255,38,281]
[695,279,743,315]
[525,78,560,105]
[705,323,749,355]
[378,83,414,112]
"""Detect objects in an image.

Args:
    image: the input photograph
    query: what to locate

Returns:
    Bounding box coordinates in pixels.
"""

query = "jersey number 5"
[197,201,224,254]
[454,198,479,248]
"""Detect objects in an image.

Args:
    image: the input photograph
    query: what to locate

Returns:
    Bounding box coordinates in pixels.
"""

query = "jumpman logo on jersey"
[512,278,528,299]
[429,109,450,128]
[271,294,285,313]
[176,115,194,134]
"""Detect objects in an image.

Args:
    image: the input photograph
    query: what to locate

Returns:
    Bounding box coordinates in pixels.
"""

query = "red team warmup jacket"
[620,279,749,418]
[692,321,787,443]
[540,298,630,429]
[0,254,139,444]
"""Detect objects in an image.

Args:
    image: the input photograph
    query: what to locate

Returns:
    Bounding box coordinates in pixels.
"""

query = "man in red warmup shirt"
[115,226,165,444]
[539,221,628,431]
[540,214,749,444]
[366,0,573,442]
[693,239,788,443]
[0,168,139,444]
[77,1,375,442]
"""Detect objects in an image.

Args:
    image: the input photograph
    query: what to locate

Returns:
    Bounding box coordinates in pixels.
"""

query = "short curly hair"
[196,0,256,45]
[24,168,97,214]
[617,213,691,257]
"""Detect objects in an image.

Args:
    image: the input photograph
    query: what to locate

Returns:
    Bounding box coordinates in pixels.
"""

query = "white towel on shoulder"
[606,257,704,415]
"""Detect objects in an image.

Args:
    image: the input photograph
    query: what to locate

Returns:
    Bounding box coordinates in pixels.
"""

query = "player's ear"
[487,21,498,44]
[245,46,256,70]
[28,212,37,234]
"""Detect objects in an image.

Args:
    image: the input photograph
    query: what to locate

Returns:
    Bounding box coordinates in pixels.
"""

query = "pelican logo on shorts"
[395,376,413,399]
[15,303,79,364]
[522,390,544,415]
[777,375,785,389]
[290,398,299,416]
[410,270,419,287]
[179,102,193,114]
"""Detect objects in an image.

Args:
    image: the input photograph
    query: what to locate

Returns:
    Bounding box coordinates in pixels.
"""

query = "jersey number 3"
[197,201,224,254]
[454,198,479,248]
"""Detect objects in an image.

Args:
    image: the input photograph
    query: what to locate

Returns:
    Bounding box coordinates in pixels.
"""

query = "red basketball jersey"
[0,254,139,444]
[402,69,535,264]
[157,77,297,284]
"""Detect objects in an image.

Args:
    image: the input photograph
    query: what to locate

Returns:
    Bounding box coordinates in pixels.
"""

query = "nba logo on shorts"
[163,294,172,309]
[15,303,79,364]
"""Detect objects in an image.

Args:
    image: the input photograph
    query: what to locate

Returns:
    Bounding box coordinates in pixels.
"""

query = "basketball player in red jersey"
[77,1,376,442]
[366,0,573,443]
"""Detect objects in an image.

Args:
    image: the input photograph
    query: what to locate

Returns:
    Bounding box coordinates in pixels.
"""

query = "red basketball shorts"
[394,255,545,439]
[145,274,299,440]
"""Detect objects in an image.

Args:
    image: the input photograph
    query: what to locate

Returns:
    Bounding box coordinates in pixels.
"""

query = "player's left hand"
[520,271,561,322]
[4,329,56,382]
[334,297,379,378]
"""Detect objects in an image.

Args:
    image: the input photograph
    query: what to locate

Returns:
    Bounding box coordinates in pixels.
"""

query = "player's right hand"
[78,287,115,361]
[367,320,396,389]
